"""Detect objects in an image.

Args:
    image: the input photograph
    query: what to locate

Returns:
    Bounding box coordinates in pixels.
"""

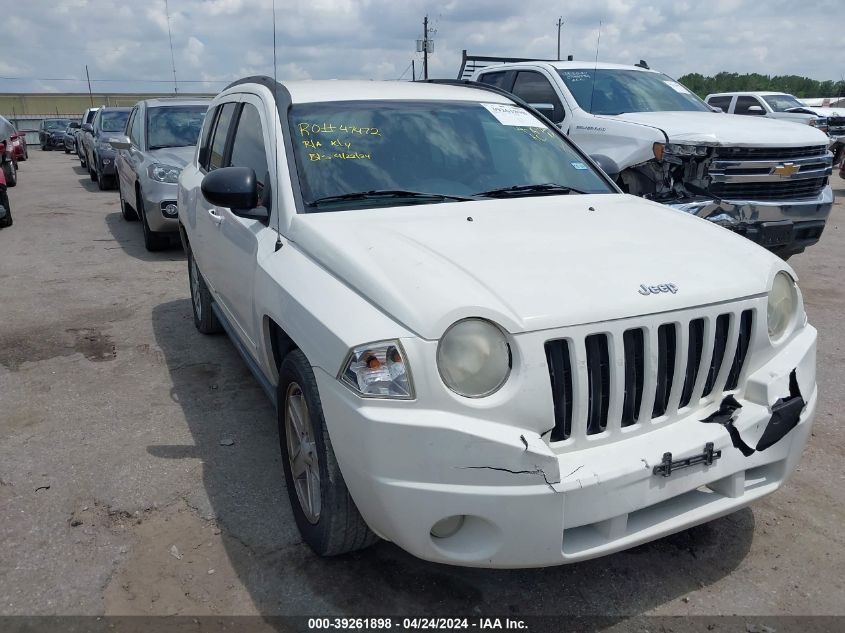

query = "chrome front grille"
[707,145,831,201]
[544,308,755,444]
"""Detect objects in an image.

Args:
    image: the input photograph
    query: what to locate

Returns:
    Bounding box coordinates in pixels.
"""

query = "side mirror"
[747,105,765,115]
[709,105,724,113]
[201,166,268,222]
[109,136,131,150]
[82,123,94,133]
[529,102,563,123]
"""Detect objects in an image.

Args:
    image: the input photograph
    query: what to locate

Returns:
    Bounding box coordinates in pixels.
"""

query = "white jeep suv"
[177,77,817,568]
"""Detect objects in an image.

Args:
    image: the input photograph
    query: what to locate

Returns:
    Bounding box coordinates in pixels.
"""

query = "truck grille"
[709,177,827,201]
[712,145,827,160]
[544,309,754,443]
[707,145,831,201]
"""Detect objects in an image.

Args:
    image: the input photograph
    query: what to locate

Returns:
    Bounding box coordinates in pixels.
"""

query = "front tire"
[278,349,378,556]
[119,185,137,221]
[137,188,169,251]
[188,249,222,334]
[3,160,17,187]
[0,190,11,228]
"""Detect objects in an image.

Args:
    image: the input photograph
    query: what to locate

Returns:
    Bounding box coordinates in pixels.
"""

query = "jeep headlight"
[340,341,413,399]
[97,139,115,151]
[768,271,798,342]
[437,318,511,398]
[148,163,182,184]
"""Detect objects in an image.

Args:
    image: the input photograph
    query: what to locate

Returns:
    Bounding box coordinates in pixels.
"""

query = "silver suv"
[112,98,210,251]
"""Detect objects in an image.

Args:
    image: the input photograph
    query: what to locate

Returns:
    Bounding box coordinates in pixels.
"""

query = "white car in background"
[177,77,817,568]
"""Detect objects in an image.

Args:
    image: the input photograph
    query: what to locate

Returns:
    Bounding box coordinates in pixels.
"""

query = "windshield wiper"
[307,189,476,207]
[474,183,585,198]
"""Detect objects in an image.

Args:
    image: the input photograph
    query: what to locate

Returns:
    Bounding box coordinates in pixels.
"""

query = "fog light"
[162,203,178,218]
[102,158,111,165]
[430,515,465,539]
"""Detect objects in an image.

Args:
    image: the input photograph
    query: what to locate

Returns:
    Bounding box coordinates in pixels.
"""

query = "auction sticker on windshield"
[482,103,543,127]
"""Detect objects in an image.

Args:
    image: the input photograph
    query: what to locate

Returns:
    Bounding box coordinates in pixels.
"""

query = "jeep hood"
[288,195,780,339]
[597,111,829,147]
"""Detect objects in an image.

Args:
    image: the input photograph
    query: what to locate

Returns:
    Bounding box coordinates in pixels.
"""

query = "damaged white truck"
[179,77,817,568]
[462,53,834,259]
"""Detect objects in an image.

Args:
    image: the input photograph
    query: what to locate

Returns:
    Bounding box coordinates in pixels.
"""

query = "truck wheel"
[0,190,11,228]
[119,186,137,221]
[89,157,97,182]
[64,147,71,154]
[278,349,378,556]
[187,249,222,334]
[3,161,17,187]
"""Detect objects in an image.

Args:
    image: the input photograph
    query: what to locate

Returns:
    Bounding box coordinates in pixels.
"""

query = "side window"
[128,107,142,145]
[228,103,269,198]
[734,96,765,115]
[478,71,511,90]
[208,102,238,171]
[706,96,731,112]
[197,106,219,170]
[511,71,565,123]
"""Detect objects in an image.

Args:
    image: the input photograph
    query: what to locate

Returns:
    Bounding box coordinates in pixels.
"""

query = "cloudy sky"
[1,0,843,94]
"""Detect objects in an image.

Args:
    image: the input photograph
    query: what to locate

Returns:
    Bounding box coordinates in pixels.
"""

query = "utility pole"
[416,15,434,80]
[423,15,429,80]
[412,60,416,82]
[165,0,178,94]
[557,17,564,60]
[85,65,94,107]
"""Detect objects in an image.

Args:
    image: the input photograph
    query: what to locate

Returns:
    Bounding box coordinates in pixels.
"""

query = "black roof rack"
[457,50,554,80]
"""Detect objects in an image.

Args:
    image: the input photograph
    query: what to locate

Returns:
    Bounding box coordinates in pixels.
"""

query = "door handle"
[208,208,224,225]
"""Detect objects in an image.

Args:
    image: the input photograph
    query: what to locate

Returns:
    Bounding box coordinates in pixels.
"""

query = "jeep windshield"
[557,69,711,115]
[147,105,208,150]
[289,100,612,211]
[45,119,71,130]
[100,111,129,133]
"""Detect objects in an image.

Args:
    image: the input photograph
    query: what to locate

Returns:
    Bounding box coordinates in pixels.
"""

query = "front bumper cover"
[315,324,817,568]
[668,185,833,254]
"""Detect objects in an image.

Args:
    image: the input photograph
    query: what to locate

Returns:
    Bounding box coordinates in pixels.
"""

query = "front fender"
[254,239,413,381]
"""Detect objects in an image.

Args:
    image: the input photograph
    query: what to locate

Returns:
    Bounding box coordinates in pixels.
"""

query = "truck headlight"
[340,341,413,399]
[654,142,710,159]
[437,318,511,398]
[768,271,798,342]
[148,164,182,183]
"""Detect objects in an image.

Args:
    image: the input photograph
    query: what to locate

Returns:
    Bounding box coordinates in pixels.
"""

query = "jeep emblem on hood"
[639,283,679,296]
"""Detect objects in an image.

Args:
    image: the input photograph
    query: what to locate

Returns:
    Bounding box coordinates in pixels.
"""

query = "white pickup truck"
[178,77,816,568]
[461,53,834,259]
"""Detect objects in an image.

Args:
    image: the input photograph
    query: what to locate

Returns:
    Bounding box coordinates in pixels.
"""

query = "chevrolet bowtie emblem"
[773,163,800,177]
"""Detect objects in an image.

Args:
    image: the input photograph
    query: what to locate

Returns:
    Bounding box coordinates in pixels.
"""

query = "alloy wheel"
[285,383,321,524]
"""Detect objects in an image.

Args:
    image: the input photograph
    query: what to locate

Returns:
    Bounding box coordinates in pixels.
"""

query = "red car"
[0,140,12,228]
[0,115,18,187]
[10,130,28,162]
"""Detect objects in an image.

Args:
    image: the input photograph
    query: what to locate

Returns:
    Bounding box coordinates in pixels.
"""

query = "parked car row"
[56,99,211,250]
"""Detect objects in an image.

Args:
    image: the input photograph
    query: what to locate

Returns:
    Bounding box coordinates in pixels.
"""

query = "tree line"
[677,72,845,99]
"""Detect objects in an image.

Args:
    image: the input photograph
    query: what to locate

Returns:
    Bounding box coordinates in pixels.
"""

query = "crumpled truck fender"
[575,113,667,171]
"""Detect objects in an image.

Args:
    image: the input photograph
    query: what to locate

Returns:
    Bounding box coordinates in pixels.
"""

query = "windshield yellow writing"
[298,122,381,137]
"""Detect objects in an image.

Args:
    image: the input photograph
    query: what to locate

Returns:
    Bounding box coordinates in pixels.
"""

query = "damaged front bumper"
[668,185,833,255]
[316,324,817,568]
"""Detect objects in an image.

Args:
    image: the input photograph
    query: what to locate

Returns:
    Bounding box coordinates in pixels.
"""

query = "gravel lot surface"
[0,151,843,629]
